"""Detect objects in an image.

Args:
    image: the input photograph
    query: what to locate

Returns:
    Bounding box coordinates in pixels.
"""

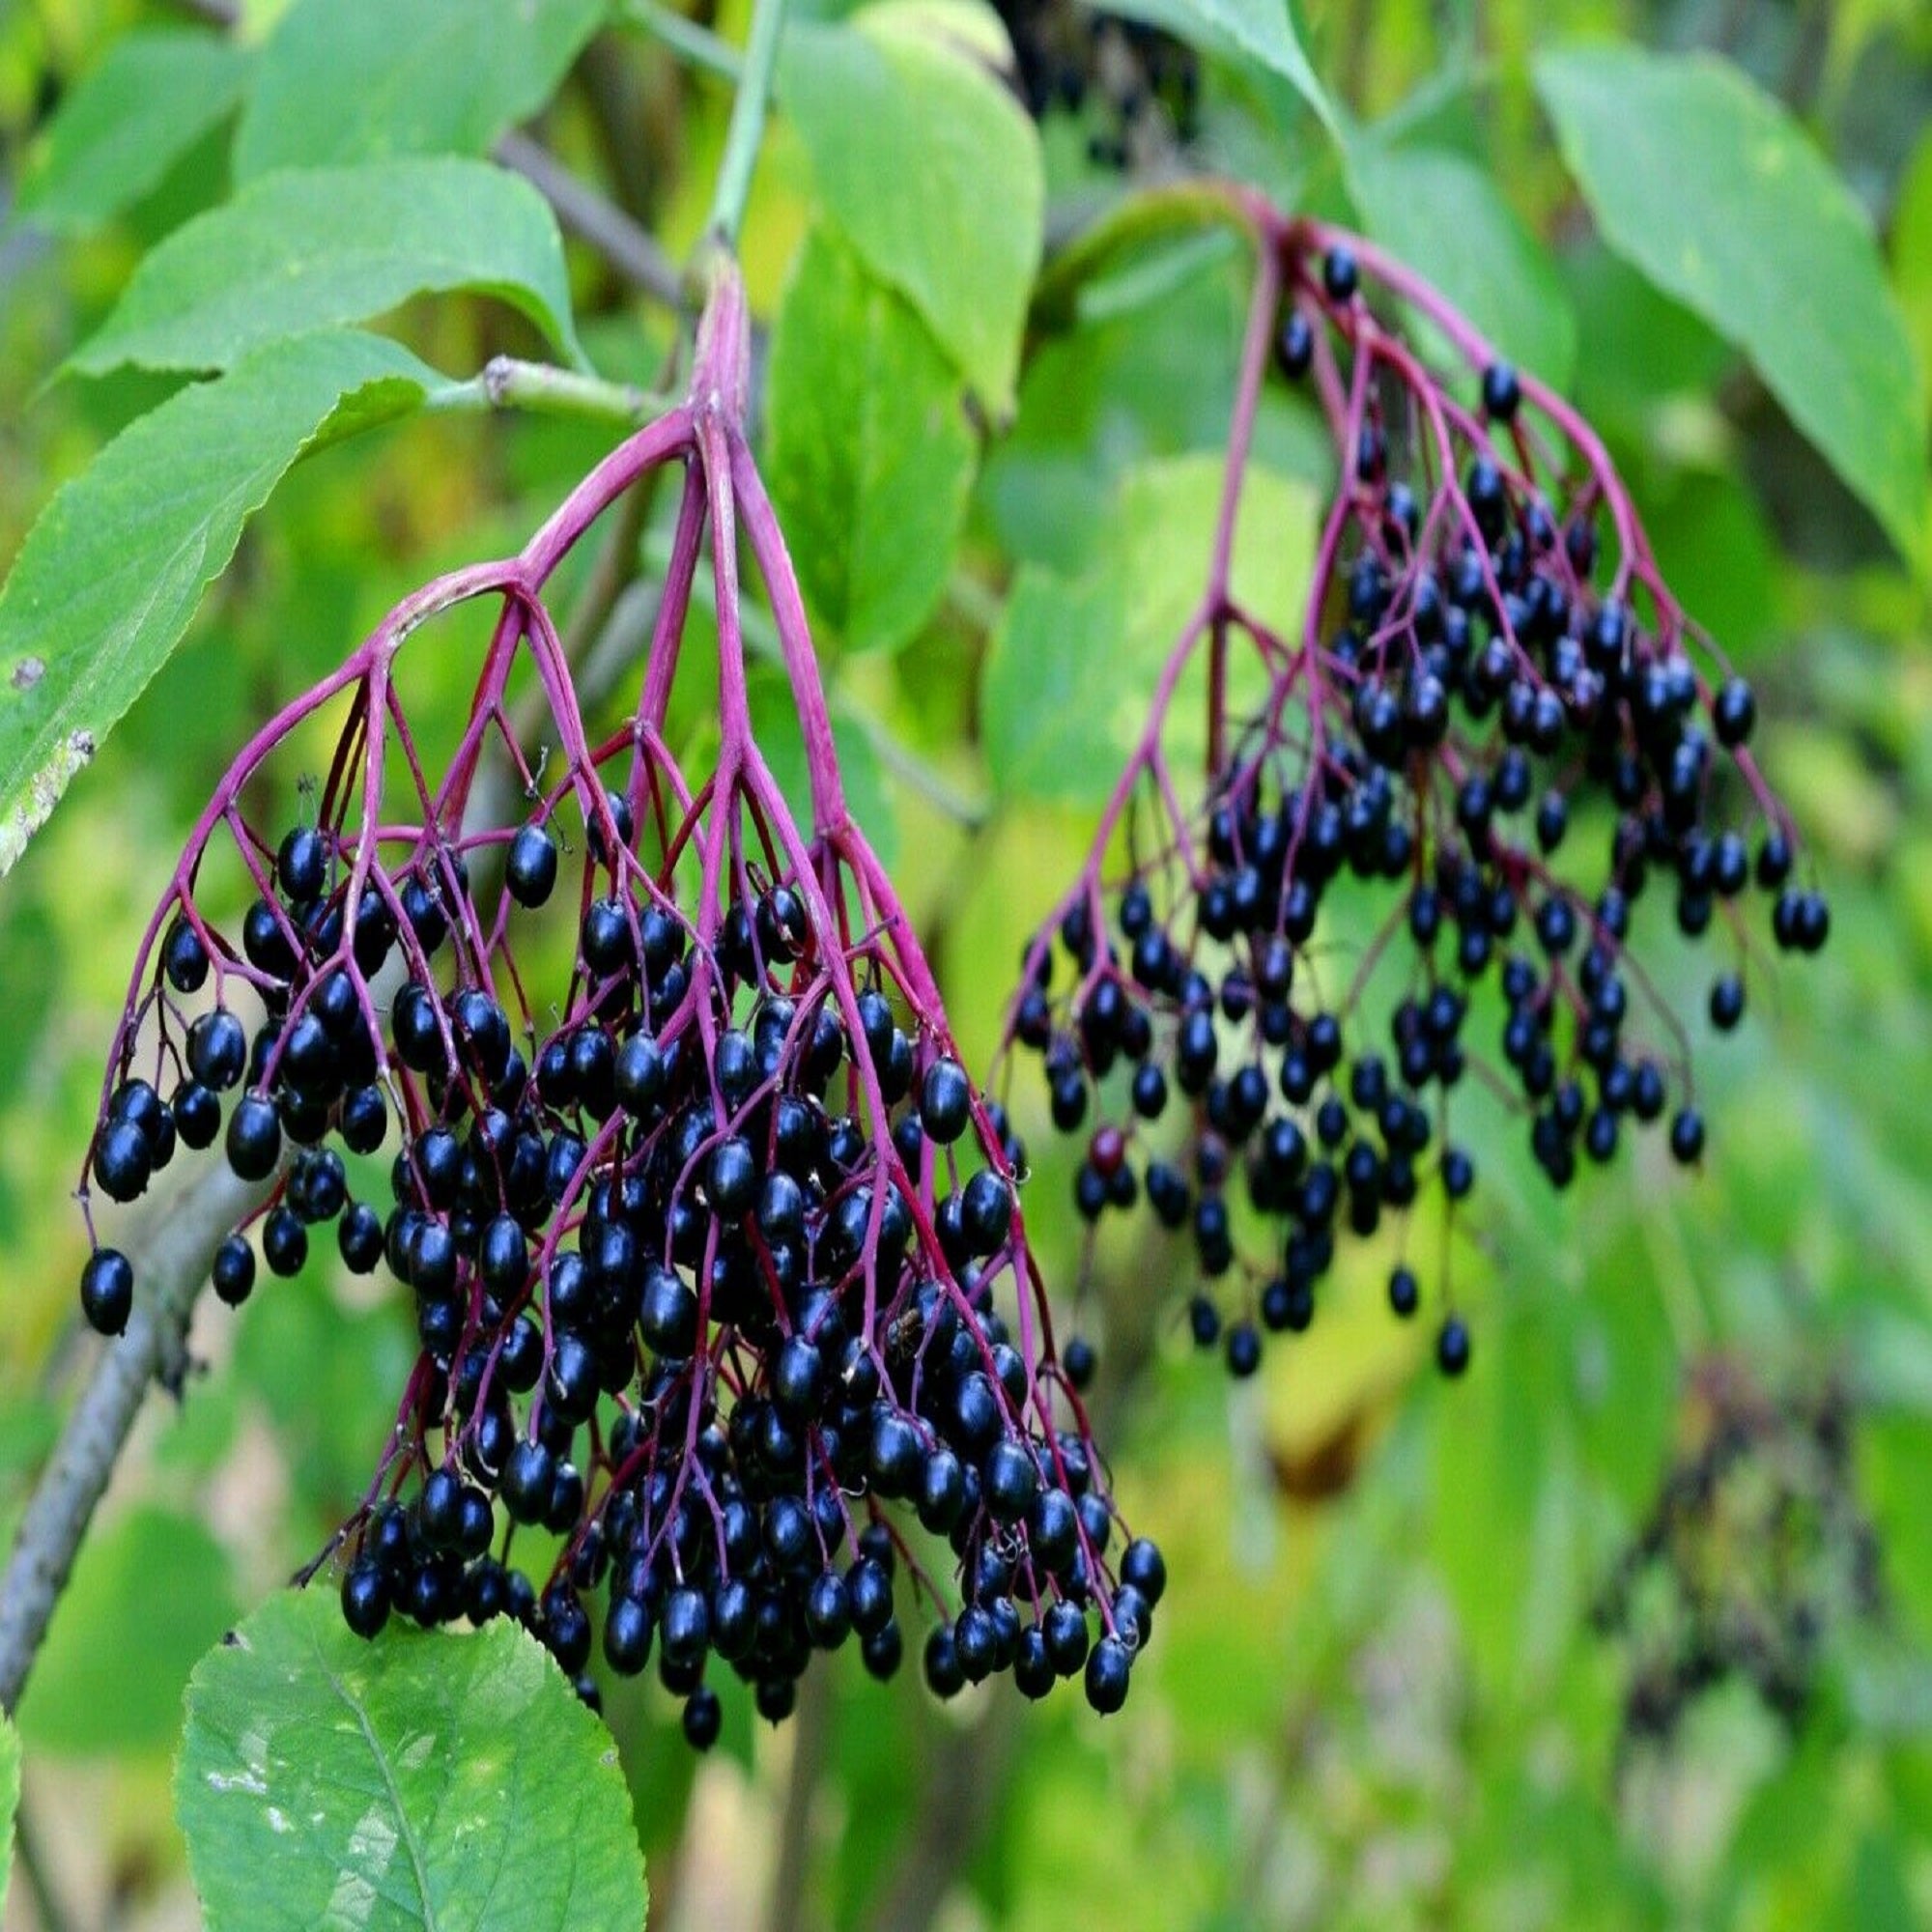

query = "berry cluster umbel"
[1007,213,1828,1385]
[79,267,1156,1735]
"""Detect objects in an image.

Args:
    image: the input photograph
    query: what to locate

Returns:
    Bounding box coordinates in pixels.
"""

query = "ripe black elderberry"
[79,263,1151,1738]
[1006,213,1827,1392]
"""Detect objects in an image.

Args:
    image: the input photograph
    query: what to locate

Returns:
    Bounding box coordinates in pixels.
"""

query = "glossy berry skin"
[262,1207,307,1278]
[1709,974,1746,1032]
[1436,1317,1472,1378]
[1120,1537,1166,1606]
[639,1264,698,1358]
[1388,1266,1420,1319]
[1225,1321,1262,1378]
[338,1203,384,1274]
[1481,361,1521,421]
[225,1095,282,1181]
[173,1081,220,1151]
[919,1059,972,1144]
[80,1248,134,1335]
[341,1562,390,1640]
[682,1687,723,1750]
[1277,309,1315,379]
[1084,1635,1131,1715]
[161,919,210,994]
[187,1010,247,1092]
[505,824,559,908]
[93,1120,153,1204]
[211,1236,256,1308]
[1712,678,1756,748]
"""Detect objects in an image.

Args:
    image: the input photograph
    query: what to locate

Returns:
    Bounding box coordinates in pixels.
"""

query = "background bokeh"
[1,0,1929,1926]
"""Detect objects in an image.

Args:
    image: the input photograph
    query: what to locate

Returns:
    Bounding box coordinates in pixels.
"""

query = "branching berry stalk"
[74,259,1158,1738]
[1008,186,1829,1383]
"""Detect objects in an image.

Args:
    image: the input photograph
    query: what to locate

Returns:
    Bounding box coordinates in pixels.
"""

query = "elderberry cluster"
[78,282,1155,1737]
[1009,231,1828,1385]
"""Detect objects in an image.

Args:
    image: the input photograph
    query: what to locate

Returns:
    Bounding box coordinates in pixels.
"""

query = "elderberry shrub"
[1007,216,1828,1385]
[76,268,1153,1731]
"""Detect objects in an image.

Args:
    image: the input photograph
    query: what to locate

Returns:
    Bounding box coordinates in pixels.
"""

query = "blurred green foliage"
[0,0,1928,1927]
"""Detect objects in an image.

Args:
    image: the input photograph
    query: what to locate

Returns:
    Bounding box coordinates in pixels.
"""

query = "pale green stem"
[706,0,788,246]
[619,0,745,84]
[430,358,671,428]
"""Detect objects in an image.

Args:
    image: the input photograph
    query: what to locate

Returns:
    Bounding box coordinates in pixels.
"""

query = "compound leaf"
[176,1589,647,1932]
[235,0,604,179]
[1536,44,1928,565]
[14,30,252,236]
[0,329,438,873]
[73,158,583,377]
[780,3,1042,412]
[765,227,976,656]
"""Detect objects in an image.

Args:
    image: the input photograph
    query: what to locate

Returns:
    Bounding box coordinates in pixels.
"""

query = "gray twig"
[0,1161,265,1715]
[496,130,688,312]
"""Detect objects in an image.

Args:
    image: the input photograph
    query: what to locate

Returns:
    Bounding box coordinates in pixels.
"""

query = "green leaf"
[982,454,1316,803]
[780,2,1043,412]
[73,158,584,377]
[1103,0,1337,137]
[1894,128,1932,435]
[14,30,252,236]
[0,1712,17,1918]
[16,1506,240,1755]
[1535,44,1929,564]
[176,1590,647,1932]
[1346,141,1577,387]
[0,329,438,873]
[235,0,604,180]
[765,228,976,656]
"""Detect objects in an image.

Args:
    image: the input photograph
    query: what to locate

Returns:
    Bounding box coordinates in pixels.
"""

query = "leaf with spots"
[175,1588,647,1932]
[0,329,439,875]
